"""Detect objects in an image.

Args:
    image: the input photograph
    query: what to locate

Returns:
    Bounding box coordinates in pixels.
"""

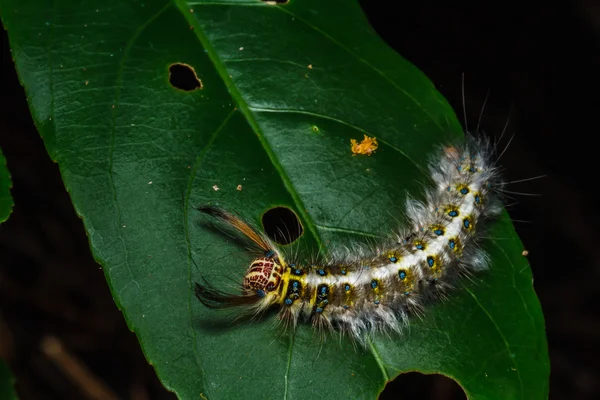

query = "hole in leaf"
[261,0,289,4]
[168,63,202,91]
[380,372,467,400]
[262,207,303,245]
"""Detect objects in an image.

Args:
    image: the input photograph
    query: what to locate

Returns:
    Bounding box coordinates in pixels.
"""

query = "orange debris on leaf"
[350,135,378,156]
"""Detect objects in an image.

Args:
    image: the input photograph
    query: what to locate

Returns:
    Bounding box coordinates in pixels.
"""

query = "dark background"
[1,1,598,399]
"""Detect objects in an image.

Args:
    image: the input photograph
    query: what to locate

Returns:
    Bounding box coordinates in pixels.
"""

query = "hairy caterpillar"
[194,135,502,345]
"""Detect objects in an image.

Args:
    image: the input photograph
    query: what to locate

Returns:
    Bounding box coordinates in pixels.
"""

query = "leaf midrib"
[174,0,325,254]
[174,0,394,397]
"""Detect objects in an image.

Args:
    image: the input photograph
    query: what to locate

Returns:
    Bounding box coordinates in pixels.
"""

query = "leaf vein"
[314,224,384,239]
[183,108,237,395]
[174,0,325,255]
[367,339,390,381]
[465,287,525,398]
[249,106,426,174]
[273,5,444,133]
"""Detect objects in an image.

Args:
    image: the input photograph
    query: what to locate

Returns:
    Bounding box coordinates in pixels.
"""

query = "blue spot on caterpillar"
[193,135,504,346]
[265,249,275,258]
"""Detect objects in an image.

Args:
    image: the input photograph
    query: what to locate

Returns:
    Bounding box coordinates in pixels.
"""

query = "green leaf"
[0,151,15,398]
[1,0,549,399]
[0,360,18,400]
[0,148,13,223]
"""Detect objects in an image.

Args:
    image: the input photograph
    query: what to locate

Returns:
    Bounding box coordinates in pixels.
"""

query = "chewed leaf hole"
[380,372,466,400]
[168,63,202,91]
[262,207,303,245]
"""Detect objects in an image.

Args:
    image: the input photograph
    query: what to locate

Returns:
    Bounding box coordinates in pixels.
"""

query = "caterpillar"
[194,135,503,345]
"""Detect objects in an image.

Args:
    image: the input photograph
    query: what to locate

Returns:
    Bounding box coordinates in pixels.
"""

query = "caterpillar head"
[193,253,286,310]
[194,206,291,310]
[243,256,284,297]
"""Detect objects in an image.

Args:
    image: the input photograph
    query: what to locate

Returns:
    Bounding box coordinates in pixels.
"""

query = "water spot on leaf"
[262,207,303,245]
[380,372,466,400]
[168,63,202,91]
